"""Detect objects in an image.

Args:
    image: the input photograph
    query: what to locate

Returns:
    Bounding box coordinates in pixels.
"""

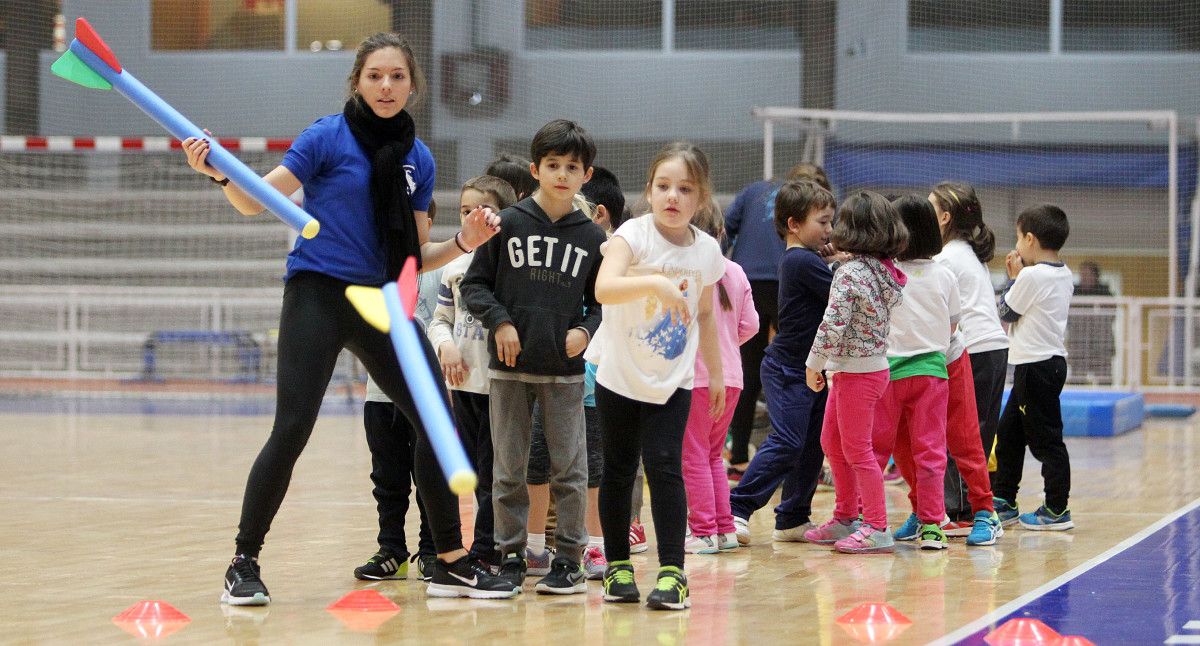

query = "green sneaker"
[918,523,948,550]
[602,560,639,603]
[353,548,408,580]
[645,566,690,611]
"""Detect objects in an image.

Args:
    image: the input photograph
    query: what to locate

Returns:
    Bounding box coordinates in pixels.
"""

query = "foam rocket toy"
[346,257,477,494]
[51,17,319,239]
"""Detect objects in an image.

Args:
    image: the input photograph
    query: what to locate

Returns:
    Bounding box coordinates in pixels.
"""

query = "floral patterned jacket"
[805,255,906,374]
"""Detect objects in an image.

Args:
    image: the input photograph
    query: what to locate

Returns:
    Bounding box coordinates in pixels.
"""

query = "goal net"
[0,0,1197,388]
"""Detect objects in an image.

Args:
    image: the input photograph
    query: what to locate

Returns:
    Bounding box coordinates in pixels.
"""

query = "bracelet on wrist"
[209,176,230,187]
[454,231,472,253]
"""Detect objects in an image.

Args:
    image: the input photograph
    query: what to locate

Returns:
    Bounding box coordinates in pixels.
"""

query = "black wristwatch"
[209,176,230,186]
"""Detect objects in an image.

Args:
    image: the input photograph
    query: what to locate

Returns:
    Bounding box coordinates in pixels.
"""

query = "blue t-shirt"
[725,180,786,282]
[282,113,435,286]
[764,246,833,369]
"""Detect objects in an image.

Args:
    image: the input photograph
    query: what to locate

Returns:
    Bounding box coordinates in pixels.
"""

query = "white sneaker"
[684,532,720,554]
[772,522,817,543]
[733,516,752,545]
[717,533,739,551]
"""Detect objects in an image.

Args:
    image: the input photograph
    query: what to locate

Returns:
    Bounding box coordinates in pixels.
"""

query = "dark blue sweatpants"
[728,354,827,530]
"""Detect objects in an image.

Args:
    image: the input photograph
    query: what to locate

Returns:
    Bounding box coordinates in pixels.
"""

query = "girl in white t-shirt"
[929,182,1008,539]
[585,142,725,610]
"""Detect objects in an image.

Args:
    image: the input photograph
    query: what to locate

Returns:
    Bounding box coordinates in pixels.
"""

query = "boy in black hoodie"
[460,120,607,595]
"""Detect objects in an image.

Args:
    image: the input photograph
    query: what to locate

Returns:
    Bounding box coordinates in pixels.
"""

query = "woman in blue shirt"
[183,32,515,604]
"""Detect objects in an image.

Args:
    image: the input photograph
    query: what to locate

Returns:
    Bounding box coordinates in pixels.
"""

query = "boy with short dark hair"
[460,119,608,594]
[581,165,626,234]
[992,204,1075,531]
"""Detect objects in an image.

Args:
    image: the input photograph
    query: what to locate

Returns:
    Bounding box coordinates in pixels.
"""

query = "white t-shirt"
[887,259,960,357]
[1004,262,1073,365]
[365,270,442,403]
[426,252,491,395]
[934,240,1009,354]
[585,215,725,404]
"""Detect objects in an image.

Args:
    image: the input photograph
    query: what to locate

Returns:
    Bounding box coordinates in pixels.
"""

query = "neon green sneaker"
[602,560,639,603]
[918,523,948,550]
[646,566,690,610]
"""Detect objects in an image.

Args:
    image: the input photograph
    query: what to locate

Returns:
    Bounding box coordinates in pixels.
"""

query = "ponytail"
[969,223,996,264]
[717,282,732,312]
[932,182,994,263]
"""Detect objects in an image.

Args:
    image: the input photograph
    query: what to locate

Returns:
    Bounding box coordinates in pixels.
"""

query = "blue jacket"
[725,180,786,282]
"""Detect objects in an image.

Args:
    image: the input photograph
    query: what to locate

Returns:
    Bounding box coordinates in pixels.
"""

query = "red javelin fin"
[74,17,122,73]
[396,257,419,320]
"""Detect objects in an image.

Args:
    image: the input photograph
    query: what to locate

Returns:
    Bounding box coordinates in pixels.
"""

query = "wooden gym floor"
[2,405,1198,644]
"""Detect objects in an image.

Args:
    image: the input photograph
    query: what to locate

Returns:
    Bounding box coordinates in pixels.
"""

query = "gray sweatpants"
[489,378,588,563]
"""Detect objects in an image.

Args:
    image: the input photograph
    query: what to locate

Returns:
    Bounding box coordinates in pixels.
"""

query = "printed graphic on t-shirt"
[404,164,417,196]
[629,264,700,361]
[438,282,486,342]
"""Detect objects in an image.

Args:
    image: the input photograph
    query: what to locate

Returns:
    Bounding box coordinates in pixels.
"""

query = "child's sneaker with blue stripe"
[1019,505,1074,531]
[993,497,1020,527]
[966,510,1003,546]
[893,513,921,541]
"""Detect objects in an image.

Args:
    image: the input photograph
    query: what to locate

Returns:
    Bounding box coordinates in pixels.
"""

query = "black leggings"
[234,271,461,557]
[728,280,777,464]
[596,385,691,569]
[363,400,434,558]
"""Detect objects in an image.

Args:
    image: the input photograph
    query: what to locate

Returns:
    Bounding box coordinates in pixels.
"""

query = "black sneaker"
[354,548,408,580]
[602,560,639,603]
[221,555,270,606]
[645,567,690,610]
[426,556,519,599]
[413,553,436,582]
[498,553,527,590]
[534,556,587,595]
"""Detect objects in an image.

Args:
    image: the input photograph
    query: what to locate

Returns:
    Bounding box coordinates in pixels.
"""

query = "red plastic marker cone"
[327,589,401,612]
[985,618,1062,645]
[111,600,190,640]
[326,590,400,633]
[1052,637,1096,646]
[836,603,913,643]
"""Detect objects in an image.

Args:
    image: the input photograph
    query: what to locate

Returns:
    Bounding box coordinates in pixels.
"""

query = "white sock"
[588,535,604,549]
[528,533,546,554]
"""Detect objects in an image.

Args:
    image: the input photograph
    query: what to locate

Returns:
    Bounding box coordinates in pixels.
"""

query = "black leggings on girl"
[234,271,461,557]
[596,385,691,569]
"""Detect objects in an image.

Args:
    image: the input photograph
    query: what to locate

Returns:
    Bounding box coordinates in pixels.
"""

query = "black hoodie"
[460,196,607,376]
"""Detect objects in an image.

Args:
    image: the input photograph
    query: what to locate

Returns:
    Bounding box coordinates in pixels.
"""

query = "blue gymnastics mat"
[1002,389,1144,437]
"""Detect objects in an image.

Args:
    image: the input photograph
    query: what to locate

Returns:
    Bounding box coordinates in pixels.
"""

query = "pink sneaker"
[803,518,860,544]
[629,522,649,554]
[583,545,607,580]
[834,524,896,554]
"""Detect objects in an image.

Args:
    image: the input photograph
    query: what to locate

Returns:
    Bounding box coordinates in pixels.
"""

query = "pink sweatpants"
[822,370,890,529]
[945,353,995,514]
[873,375,949,524]
[682,386,742,536]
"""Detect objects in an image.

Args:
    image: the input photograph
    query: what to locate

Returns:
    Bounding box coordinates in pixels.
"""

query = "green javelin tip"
[51,50,112,91]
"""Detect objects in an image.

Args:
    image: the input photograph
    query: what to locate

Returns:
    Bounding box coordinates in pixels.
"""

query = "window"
[674,1,801,51]
[907,0,1050,53]
[525,0,662,50]
[152,0,284,51]
[150,0,389,52]
[1063,1,1200,52]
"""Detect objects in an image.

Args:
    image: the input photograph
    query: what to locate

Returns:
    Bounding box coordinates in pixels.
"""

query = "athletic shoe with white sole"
[426,556,520,599]
[222,555,270,606]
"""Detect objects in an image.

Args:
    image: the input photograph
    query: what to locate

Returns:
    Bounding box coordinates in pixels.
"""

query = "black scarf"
[343,95,420,279]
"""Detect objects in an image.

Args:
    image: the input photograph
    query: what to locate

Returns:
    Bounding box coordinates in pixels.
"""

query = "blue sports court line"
[933,497,1200,645]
